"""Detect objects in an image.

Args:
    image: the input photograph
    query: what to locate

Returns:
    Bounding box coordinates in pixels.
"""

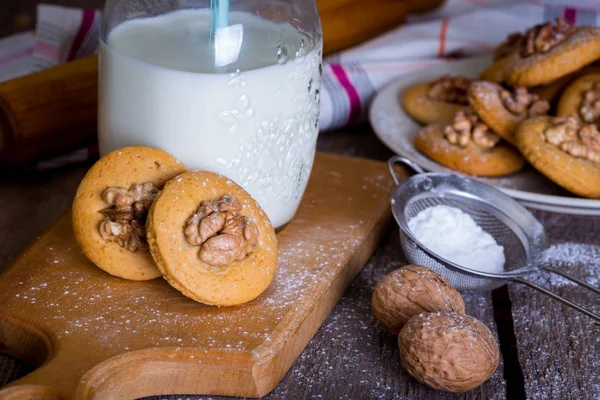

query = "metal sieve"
[388,156,600,322]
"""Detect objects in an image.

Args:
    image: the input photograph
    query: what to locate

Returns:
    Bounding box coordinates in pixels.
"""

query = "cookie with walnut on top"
[72,146,187,281]
[557,72,600,123]
[415,110,525,176]
[146,170,278,306]
[467,81,550,145]
[402,76,472,125]
[516,116,600,198]
[481,18,600,87]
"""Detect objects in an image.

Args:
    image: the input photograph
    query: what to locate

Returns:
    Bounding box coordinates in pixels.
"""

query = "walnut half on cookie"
[146,170,278,306]
[468,81,549,145]
[99,182,159,252]
[516,116,600,198]
[72,146,187,281]
[557,72,600,124]
[184,195,259,269]
[415,110,525,176]
[402,76,472,125]
[481,18,600,86]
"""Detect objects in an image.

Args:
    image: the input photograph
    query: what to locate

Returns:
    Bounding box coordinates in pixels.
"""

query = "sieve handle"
[387,156,425,186]
[512,277,600,323]
[541,266,600,296]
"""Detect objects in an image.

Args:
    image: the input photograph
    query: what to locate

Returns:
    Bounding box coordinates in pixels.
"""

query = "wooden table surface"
[0,1,599,399]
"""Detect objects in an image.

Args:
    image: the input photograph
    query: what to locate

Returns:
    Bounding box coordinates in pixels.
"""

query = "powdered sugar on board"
[527,242,600,286]
[0,153,396,396]
[264,232,506,400]
[4,225,365,353]
[510,241,600,399]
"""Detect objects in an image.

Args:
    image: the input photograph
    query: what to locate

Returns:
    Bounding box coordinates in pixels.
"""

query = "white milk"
[99,10,322,228]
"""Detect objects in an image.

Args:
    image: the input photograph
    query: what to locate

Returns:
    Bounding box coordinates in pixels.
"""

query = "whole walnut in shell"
[371,265,465,334]
[398,311,500,393]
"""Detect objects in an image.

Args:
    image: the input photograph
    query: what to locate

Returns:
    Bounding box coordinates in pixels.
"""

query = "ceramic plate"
[369,56,600,215]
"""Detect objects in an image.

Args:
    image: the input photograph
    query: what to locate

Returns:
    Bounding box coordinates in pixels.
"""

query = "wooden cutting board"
[0,152,399,399]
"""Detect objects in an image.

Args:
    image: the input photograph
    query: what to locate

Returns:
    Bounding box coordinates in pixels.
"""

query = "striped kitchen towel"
[321,0,600,129]
[1,1,600,168]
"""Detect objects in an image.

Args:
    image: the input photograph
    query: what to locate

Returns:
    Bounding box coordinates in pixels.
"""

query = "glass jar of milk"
[100,0,322,229]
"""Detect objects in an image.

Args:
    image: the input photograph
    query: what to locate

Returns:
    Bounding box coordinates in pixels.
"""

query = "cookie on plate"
[402,76,471,125]
[527,64,600,103]
[529,73,580,103]
[72,146,187,280]
[468,81,549,144]
[481,18,600,86]
[147,170,278,306]
[415,110,525,176]
[516,116,600,198]
[557,72,600,123]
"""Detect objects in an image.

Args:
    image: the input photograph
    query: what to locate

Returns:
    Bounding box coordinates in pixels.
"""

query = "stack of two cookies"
[403,18,600,199]
[72,146,278,306]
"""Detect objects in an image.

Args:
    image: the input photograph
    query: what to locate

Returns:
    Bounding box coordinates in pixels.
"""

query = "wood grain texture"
[509,211,600,400]
[320,0,407,55]
[0,1,598,399]
[0,56,98,164]
[0,127,511,400]
[0,152,396,399]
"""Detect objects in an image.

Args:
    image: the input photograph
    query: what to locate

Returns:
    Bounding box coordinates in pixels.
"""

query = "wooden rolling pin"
[0,56,98,165]
[321,0,408,55]
[0,0,409,165]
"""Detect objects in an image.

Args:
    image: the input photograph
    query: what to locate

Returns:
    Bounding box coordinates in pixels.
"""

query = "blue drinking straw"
[210,0,229,71]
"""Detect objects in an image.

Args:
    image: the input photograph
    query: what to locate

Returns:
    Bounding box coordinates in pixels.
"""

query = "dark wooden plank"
[153,230,506,400]
[0,1,596,398]
[262,230,506,400]
[508,211,600,399]
[0,0,106,386]
[0,165,90,384]
[152,125,505,399]
[0,166,89,269]
[0,126,508,399]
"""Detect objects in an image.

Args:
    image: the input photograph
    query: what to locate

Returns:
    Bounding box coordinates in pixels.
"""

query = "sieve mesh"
[401,194,529,291]
[390,168,546,292]
[389,157,599,322]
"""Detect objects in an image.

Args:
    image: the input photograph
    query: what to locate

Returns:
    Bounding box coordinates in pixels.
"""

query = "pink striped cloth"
[1,1,600,168]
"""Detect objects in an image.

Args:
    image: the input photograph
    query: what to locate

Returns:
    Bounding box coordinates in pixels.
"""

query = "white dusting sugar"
[408,205,506,273]
[4,234,356,353]
[512,242,600,399]
[265,233,505,400]
[527,243,600,286]
[3,167,393,370]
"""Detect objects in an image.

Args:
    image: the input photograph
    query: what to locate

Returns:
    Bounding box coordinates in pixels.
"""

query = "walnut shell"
[398,311,500,392]
[371,265,465,334]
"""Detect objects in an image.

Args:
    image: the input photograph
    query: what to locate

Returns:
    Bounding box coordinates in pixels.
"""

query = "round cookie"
[516,116,600,198]
[529,64,600,103]
[557,72,600,122]
[402,76,470,125]
[529,73,579,103]
[147,170,278,306]
[72,146,187,280]
[468,81,549,145]
[480,54,514,83]
[415,112,525,177]
[482,20,600,86]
